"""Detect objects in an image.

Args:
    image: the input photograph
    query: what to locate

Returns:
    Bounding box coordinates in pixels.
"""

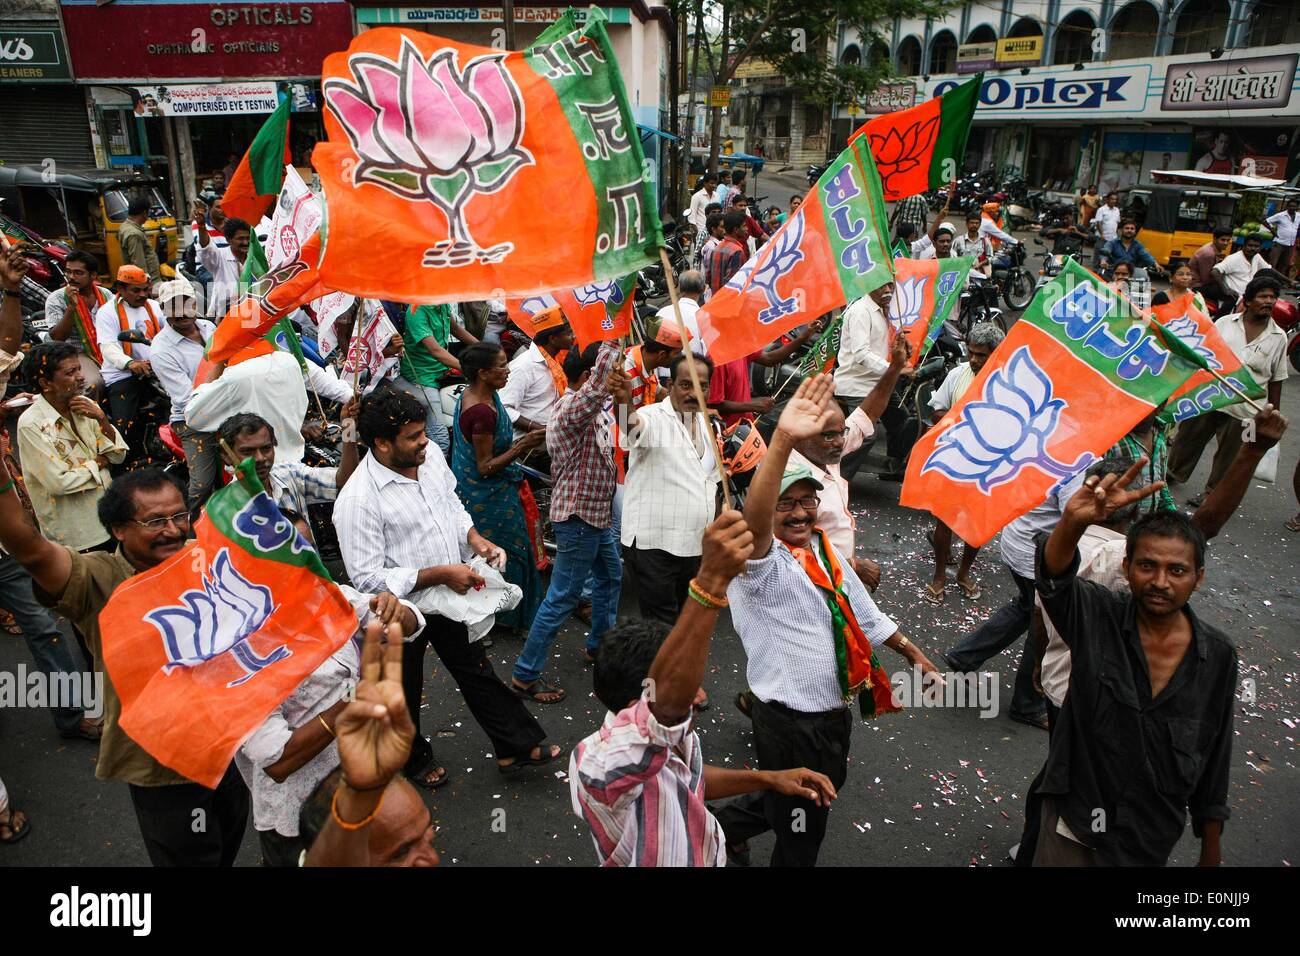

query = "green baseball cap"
[779,464,824,497]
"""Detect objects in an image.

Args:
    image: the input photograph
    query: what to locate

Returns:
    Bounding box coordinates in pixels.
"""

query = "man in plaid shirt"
[891,193,931,239]
[512,340,624,703]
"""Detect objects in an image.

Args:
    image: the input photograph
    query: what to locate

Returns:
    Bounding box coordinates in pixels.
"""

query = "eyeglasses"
[133,511,192,531]
[775,496,820,512]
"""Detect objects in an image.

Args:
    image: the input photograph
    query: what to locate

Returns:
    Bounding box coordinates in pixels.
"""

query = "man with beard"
[0,461,250,865]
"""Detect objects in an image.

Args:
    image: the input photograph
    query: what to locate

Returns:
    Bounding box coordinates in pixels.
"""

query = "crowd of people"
[0,164,1294,868]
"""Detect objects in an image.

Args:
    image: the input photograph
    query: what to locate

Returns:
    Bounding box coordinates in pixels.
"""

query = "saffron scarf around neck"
[66,285,106,364]
[539,346,568,398]
[116,297,161,358]
[783,529,901,719]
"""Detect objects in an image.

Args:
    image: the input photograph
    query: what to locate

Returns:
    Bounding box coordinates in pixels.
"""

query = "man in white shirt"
[1266,197,1298,278]
[1209,234,1266,306]
[1092,192,1121,265]
[686,172,718,232]
[148,280,219,511]
[95,265,160,461]
[714,375,936,867]
[1168,274,1289,498]
[185,348,353,465]
[835,282,915,477]
[192,198,251,319]
[334,387,560,787]
[617,352,718,624]
[655,269,706,355]
[499,322,573,443]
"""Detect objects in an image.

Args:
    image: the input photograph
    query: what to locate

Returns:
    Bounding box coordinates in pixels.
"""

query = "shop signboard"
[0,21,73,82]
[355,6,631,25]
[933,64,1148,119]
[1161,54,1297,114]
[131,81,318,115]
[57,0,355,81]
[995,36,1043,66]
[957,42,995,74]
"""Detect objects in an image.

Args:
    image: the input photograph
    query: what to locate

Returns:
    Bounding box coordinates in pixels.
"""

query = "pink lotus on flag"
[323,37,535,267]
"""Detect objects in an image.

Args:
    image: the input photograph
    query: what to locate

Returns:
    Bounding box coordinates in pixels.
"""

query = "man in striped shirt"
[571,510,836,866]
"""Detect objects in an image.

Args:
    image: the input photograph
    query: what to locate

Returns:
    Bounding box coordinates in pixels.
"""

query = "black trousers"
[258,828,306,868]
[623,544,700,627]
[127,763,250,867]
[1015,698,1062,867]
[713,697,852,867]
[104,377,143,468]
[403,615,547,775]
[836,387,916,476]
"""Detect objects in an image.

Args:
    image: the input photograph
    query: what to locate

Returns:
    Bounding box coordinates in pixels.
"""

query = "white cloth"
[1213,312,1290,420]
[654,299,706,356]
[911,234,937,259]
[148,320,214,422]
[686,187,713,230]
[235,584,425,837]
[787,407,874,558]
[499,342,560,440]
[408,555,520,642]
[835,294,892,398]
[333,450,475,600]
[928,361,977,414]
[1093,205,1121,242]
[1037,525,1126,708]
[1265,210,1298,246]
[621,400,718,557]
[196,237,243,318]
[728,542,897,713]
[185,351,316,462]
[978,217,1017,244]
[998,468,1088,579]
[1210,250,1265,300]
[94,298,157,386]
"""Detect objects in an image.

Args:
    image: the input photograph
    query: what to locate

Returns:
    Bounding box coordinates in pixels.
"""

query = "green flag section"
[900,257,1201,547]
[1149,295,1265,424]
[850,74,981,201]
[888,256,975,366]
[798,316,842,375]
[696,135,894,367]
[315,8,662,303]
[98,460,357,788]
[240,230,309,375]
[222,96,291,225]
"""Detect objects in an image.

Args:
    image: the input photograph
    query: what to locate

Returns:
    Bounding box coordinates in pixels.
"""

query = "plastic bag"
[1253,444,1279,483]
[410,556,522,642]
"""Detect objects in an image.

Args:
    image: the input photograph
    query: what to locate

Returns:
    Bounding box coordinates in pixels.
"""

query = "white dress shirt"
[333,450,475,600]
[686,187,713,230]
[148,320,215,422]
[1037,525,1126,708]
[655,298,706,356]
[621,400,717,557]
[1211,250,1266,299]
[1265,210,1297,246]
[835,295,891,398]
[1213,312,1290,420]
[928,362,977,414]
[978,217,1017,244]
[787,407,874,558]
[500,342,560,440]
[911,234,937,259]
[1093,205,1121,243]
[197,238,244,318]
[998,469,1087,579]
[728,541,898,713]
[94,298,158,386]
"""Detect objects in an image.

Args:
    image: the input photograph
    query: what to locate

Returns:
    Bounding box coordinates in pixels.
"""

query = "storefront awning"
[1151,169,1286,190]
[637,123,680,142]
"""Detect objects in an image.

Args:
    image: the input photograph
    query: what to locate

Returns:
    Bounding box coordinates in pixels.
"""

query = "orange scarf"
[540,346,568,397]
[66,285,106,364]
[784,529,900,718]
[116,297,161,357]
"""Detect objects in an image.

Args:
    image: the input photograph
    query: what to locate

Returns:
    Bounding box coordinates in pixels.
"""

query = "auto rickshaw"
[0,165,178,282]
[1124,184,1242,268]
[687,148,765,194]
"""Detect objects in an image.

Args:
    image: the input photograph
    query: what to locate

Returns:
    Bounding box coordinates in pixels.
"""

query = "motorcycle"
[958,272,1008,333]
[807,160,832,187]
[989,240,1036,311]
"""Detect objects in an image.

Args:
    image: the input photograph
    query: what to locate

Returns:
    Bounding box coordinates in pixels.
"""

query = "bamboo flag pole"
[659,247,732,510]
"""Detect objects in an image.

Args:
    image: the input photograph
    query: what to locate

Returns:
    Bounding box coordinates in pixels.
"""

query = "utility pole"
[502,0,516,49]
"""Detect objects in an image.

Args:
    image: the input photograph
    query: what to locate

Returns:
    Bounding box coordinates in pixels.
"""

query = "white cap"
[937,222,957,237]
[156,277,196,306]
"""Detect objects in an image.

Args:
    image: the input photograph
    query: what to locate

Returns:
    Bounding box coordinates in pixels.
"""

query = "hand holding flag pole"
[660,247,732,510]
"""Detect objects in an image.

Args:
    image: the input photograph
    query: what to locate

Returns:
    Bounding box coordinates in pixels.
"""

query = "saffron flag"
[505,293,565,337]
[222,96,292,225]
[900,258,1201,547]
[554,275,638,349]
[314,8,662,303]
[696,135,894,367]
[1151,294,1265,424]
[99,461,358,788]
[888,255,975,366]
[850,74,982,201]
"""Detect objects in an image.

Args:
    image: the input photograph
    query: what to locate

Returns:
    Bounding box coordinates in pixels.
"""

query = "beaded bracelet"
[688,578,728,609]
[331,785,385,831]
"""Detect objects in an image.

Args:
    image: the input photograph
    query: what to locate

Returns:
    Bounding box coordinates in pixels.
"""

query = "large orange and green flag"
[222,95,292,225]
[1150,294,1265,424]
[314,8,662,303]
[850,74,982,201]
[696,135,894,367]
[554,275,638,349]
[887,255,975,366]
[900,258,1201,547]
[99,460,358,788]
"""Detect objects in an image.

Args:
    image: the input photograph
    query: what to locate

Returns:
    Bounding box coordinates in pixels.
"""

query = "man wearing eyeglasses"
[0,456,254,866]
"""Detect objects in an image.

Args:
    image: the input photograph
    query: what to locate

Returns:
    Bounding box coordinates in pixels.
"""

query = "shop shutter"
[0,86,95,166]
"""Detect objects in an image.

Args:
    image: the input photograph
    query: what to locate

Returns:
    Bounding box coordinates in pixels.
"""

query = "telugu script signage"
[355,6,631,26]
[1161,53,1297,113]
[57,0,355,81]
[861,82,916,114]
[134,83,281,116]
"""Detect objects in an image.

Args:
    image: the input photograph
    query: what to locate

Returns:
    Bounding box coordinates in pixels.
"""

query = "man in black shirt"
[1031,459,1236,866]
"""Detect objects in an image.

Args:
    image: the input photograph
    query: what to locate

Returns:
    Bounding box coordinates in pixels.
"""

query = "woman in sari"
[452,343,547,637]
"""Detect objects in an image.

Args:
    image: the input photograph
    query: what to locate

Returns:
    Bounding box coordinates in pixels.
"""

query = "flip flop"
[499,743,562,776]
[512,679,566,704]
[0,808,31,845]
[1287,516,1300,532]
[406,765,450,790]
[959,579,981,601]
[922,582,945,605]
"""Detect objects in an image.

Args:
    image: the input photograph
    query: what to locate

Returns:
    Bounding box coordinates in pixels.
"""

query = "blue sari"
[451,391,542,630]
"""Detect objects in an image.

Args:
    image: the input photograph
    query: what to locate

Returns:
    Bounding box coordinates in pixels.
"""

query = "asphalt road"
[2,372,1296,868]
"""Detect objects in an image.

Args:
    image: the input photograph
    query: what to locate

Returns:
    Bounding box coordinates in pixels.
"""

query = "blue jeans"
[581,483,623,603]
[392,375,451,455]
[515,517,621,683]
[0,554,84,734]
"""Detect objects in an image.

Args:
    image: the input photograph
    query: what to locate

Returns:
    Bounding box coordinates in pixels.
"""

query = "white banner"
[311,290,358,358]
[134,83,280,116]
[342,302,400,393]
[265,166,322,274]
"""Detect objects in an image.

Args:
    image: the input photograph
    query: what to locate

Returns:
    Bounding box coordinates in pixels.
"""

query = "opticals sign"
[935,68,1144,117]
[1161,53,1297,112]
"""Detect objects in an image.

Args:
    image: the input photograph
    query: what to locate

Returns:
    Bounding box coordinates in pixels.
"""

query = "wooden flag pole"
[659,247,732,510]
